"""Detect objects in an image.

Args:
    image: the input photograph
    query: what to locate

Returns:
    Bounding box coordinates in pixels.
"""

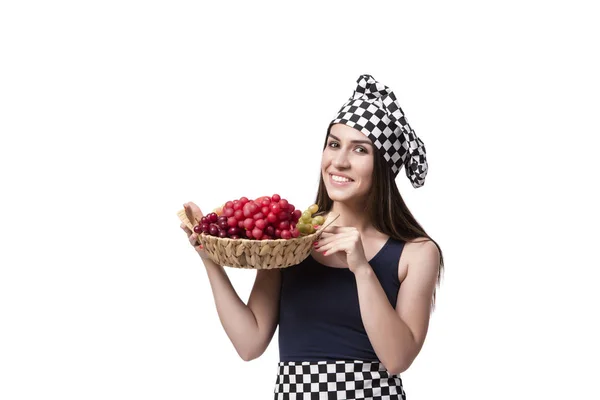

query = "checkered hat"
[327,74,428,188]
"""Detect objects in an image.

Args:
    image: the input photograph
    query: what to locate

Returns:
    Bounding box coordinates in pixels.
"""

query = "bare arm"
[202,257,281,361]
[353,240,440,374]
[180,201,280,361]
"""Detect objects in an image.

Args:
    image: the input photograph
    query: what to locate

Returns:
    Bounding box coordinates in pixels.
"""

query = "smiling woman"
[182,74,443,400]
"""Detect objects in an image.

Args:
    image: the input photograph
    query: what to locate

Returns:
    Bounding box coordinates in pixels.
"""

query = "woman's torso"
[278,234,407,362]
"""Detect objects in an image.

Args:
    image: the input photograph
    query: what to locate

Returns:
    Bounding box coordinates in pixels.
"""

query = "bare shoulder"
[399,237,440,282]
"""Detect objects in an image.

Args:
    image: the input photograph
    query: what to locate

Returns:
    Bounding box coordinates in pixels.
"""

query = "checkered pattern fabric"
[273,360,406,399]
[328,74,428,188]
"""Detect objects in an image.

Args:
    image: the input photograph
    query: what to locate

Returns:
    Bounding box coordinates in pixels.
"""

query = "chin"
[326,187,356,202]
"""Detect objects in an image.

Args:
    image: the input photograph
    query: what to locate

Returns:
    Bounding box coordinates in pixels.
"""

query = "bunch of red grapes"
[193,194,303,240]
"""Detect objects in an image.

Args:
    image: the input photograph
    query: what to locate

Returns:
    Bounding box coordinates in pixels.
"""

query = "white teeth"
[331,174,352,182]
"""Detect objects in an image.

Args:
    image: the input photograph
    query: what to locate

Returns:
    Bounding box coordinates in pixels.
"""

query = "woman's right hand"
[181,201,210,260]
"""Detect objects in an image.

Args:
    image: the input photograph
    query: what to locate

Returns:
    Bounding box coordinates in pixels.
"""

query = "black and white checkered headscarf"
[327,74,428,188]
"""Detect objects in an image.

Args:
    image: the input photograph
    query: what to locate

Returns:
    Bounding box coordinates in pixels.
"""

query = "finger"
[189,233,199,246]
[184,202,204,223]
[317,243,340,256]
[316,237,355,254]
[315,233,338,247]
[317,231,355,246]
[315,241,339,254]
[181,223,193,236]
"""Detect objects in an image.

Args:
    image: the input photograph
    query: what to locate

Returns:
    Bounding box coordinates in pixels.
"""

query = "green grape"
[296,223,308,234]
[312,216,324,225]
[308,204,319,214]
[301,211,312,222]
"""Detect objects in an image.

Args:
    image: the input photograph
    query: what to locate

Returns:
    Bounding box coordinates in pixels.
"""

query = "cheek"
[359,159,374,178]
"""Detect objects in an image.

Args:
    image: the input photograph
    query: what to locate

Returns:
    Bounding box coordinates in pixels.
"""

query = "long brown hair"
[313,129,444,311]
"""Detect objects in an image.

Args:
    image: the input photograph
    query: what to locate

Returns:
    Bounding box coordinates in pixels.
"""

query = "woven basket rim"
[177,206,339,269]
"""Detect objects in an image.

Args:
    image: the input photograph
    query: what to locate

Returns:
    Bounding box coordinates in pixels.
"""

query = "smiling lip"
[329,173,354,186]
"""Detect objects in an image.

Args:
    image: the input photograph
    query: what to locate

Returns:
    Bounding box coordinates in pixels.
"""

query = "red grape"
[219,220,228,230]
[267,212,278,223]
[275,228,282,238]
[270,203,281,214]
[234,209,244,220]
[291,228,300,238]
[201,217,208,224]
[261,206,270,215]
[261,199,271,207]
[227,217,238,228]
[245,229,253,238]
[243,218,255,230]
[225,201,234,208]
[279,199,289,210]
[240,197,249,205]
[280,230,291,240]
[208,213,218,223]
[193,225,201,233]
[278,220,290,230]
[201,222,210,232]
[248,202,259,215]
[290,222,296,230]
[288,204,295,213]
[209,225,219,236]
[228,227,240,236]
[292,210,302,220]
[230,235,240,239]
[233,202,242,211]
[255,219,267,230]
[223,207,234,217]
[253,212,265,221]
[265,225,275,236]
[278,211,291,221]
[238,220,245,229]
[272,194,281,202]
[255,196,270,204]
[218,230,228,238]
[252,228,263,240]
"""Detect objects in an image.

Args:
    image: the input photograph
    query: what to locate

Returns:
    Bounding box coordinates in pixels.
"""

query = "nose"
[332,149,351,169]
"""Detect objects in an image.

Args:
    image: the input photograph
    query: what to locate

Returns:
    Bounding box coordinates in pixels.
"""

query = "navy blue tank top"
[278,236,405,362]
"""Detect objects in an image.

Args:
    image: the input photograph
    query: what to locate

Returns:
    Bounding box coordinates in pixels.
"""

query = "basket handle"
[314,212,340,236]
[176,208,196,231]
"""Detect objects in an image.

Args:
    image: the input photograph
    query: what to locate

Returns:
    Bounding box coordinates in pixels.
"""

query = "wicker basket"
[177,207,339,269]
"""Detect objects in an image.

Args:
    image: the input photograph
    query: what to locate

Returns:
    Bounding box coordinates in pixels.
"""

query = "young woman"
[181,74,444,399]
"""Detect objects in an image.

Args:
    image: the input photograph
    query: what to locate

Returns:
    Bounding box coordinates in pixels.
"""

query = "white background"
[1,1,599,399]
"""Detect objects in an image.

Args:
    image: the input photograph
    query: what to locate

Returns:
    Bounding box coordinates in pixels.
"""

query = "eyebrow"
[328,134,373,146]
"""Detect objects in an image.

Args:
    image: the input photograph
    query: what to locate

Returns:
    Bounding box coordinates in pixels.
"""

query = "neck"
[328,200,376,236]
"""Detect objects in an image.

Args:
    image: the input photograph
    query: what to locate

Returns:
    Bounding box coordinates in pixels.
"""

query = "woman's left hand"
[315,226,370,273]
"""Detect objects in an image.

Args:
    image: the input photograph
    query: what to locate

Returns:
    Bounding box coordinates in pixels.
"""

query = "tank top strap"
[369,237,406,306]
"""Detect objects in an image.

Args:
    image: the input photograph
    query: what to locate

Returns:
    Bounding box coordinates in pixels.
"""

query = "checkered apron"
[273,360,407,399]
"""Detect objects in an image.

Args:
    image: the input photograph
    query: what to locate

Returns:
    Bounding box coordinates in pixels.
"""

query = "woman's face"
[321,123,375,204]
